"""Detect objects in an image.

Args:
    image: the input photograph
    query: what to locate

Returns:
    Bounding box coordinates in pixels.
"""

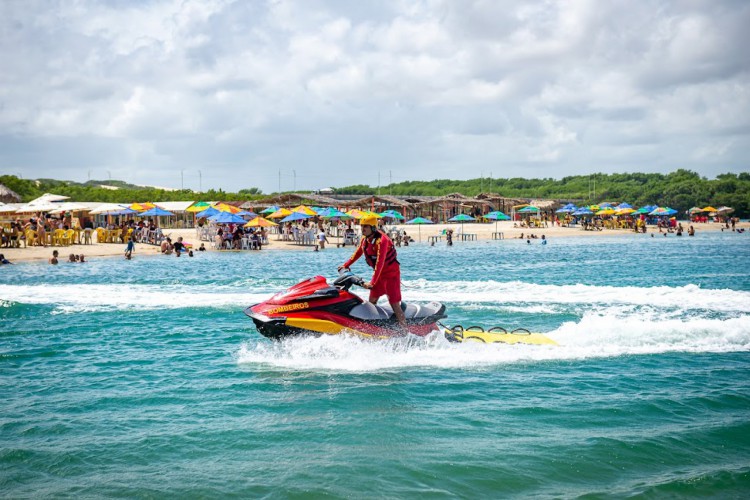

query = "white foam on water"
[236,313,750,372]
[3,281,749,315]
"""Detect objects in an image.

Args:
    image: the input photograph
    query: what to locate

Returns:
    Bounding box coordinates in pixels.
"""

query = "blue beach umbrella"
[280,212,313,223]
[209,211,247,224]
[196,206,220,218]
[406,216,433,242]
[139,206,175,217]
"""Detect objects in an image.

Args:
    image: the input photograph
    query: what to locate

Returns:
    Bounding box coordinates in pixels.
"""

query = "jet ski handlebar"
[333,268,365,291]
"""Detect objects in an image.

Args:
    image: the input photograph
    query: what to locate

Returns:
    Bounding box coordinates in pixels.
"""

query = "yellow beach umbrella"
[130,202,155,211]
[596,208,615,216]
[291,205,317,216]
[701,206,717,213]
[615,207,636,215]
[244,217,278,228]
[215,203,241,213]
[346,209,366,219]
[267,208,292,219]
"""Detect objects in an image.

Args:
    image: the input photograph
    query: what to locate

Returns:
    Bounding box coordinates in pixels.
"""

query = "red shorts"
[369,271,401,304]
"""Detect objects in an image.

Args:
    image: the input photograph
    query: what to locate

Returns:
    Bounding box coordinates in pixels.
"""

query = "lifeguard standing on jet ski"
[339,215,407,327]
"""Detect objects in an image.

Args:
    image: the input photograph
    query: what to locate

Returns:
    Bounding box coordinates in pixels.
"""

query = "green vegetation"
[338,170,750,217]
[2,169,748,217]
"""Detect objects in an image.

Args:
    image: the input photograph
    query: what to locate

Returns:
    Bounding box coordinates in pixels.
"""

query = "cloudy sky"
[2,0,749,194]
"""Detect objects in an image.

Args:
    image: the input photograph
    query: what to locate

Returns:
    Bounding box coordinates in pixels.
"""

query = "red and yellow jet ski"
[245,271,557,345]
[244,271,447,340]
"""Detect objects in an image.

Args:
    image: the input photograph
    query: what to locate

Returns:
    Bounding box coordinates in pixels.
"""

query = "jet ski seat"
[349,302,392,321]
[381,302,445,320]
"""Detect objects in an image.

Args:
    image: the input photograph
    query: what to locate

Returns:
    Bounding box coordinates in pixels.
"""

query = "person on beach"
[338,215,406,328]
[688,225,695,236]
[317,228,329,250]
[198,243,206,252]
[446,229,453,246]
[161,237,173,254]
[0,254,12,265]
[542,235,547,245]
[79,254,86,263]
[173,237,185,256]
[49,250,59,265]
[125,237,135,260]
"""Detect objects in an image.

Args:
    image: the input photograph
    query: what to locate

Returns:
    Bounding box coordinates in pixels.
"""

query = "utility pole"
[293,170,296,192]
[107,170,111,180]
[278,170,281,193]
[377,171,381,196]
[481,171,483,194]
[198,170,202,193]
[181,170,184,191]
[389,170,392,196]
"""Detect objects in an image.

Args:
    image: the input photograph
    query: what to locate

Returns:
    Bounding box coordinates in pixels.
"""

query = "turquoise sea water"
[2,232,750,498]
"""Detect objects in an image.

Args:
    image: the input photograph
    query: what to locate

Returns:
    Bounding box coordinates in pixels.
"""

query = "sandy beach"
[1,220,743,263]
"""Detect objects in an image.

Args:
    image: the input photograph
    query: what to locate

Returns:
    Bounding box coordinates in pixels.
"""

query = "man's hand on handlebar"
[337,265,349,273]
[362,281,373,289]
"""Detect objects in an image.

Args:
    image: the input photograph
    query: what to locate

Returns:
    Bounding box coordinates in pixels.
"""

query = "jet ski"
[244,270,447,340]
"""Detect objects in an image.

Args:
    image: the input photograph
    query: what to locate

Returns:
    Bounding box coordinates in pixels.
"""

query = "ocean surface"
[2,231,749,498]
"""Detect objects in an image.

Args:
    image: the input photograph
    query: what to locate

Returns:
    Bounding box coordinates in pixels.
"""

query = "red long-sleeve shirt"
[342,231,399,286]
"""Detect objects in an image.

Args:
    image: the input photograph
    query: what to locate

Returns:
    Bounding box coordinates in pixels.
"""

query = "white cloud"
[0,0,748,193]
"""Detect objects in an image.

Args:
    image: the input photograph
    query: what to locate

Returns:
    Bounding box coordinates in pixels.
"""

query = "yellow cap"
[360,215,378,227]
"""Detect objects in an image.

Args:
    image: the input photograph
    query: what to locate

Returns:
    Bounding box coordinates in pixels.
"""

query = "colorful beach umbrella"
[244,217,277,228]
[701,206,718,213]
[186,202,212,212]
[261,205,279,214]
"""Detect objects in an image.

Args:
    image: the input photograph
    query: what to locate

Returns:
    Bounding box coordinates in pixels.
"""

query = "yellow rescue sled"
[443,325,557,346]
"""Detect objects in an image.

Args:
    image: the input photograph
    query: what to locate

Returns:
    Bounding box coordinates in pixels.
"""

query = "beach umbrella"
[484,211,510,232]
[573,207,593,216]
[616,202,633,210]
[517,206,540,213]
[236,210,257,218]
[291,205,317,216]
[110,207,139,216]
[687,206,702,215]
[139,206,175,217]
[186,202,212,212]
[716,206,734,214]
[346,209,366,219]
[130,202,155,211]
[261,205,279,214]
[379,209,405,220]
[280,211,313,223]
[596,208,616,216]
[615,207,636,215]
[209,211,246,224]
[267,208,292,219]
[215,203,241,213]
[701,206,718,213]
[406,216,434,242]
[196,206,220,218]
[244,216,277,228]
[448,213,475,240]
[649,207,677,216]
[319,207,351,219]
